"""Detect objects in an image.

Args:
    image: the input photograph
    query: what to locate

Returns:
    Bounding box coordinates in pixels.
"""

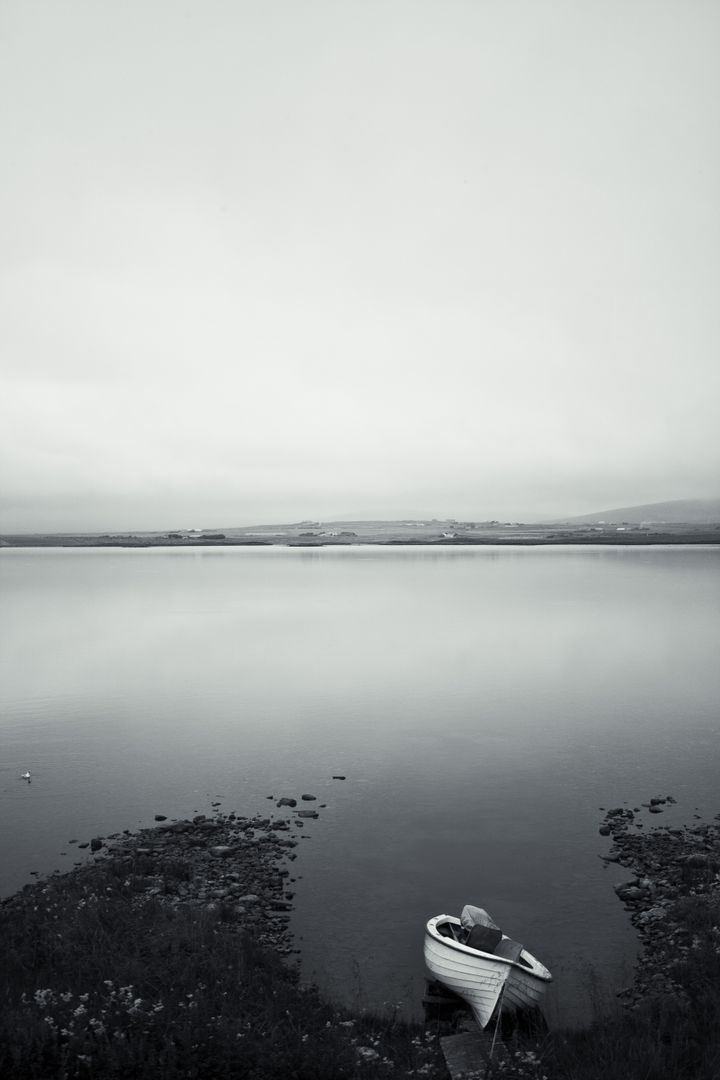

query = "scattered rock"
[296,810,319,819]
[210,845,235,859]
[615,883,645,903]
[277,798,297,808]
[301,794,317,802]
[332,775,346,780]
[154,814,167,821]
[90,837,103,852]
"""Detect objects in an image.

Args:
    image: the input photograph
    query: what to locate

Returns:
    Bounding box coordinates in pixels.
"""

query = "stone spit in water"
[2,810,304,958]
[599,795,720,1010]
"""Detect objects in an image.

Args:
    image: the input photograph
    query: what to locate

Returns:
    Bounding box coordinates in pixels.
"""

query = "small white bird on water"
[21,771,31,781]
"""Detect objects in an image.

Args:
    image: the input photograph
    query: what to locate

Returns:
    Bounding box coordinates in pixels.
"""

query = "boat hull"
[424,916,551,1028]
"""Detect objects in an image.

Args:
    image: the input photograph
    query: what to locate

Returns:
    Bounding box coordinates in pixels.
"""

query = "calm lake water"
[1,545,718,1026]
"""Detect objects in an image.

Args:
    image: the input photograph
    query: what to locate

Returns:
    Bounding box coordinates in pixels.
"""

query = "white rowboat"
[424,914,552,1028]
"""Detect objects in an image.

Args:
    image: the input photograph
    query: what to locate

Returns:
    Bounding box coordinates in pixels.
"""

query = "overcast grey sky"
[1,0,718,531]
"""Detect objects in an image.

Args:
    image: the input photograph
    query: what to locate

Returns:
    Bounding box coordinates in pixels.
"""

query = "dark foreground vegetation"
[1,804,719,1079]
[0,816,446,1080]
[0,877,443,1079]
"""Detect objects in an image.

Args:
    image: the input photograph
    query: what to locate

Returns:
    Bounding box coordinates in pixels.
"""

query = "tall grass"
[0,859,445,1079]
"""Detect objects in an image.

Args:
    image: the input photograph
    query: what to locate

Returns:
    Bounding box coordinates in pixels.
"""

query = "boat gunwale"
[426,915,552,983]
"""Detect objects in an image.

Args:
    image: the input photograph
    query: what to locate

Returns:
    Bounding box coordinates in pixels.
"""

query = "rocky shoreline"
[2,800,317,958]
[5,794,719,1020]
[599,797,720,1012]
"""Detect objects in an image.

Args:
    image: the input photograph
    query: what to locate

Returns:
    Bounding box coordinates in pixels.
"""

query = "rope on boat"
[486,976,508,1074]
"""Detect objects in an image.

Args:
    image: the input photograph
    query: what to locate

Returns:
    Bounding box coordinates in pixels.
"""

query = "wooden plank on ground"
[439,1029,507,1079]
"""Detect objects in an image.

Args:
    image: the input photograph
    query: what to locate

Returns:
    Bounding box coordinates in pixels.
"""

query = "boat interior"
[436,918,533,968]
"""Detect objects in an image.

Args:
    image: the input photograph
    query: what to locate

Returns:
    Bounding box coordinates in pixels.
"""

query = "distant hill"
[555,499,720,525]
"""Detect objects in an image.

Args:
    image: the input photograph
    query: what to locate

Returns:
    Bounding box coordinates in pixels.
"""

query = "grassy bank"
[0,870,442,1079]
[2,805,719,1079]
[0,814,447,1080]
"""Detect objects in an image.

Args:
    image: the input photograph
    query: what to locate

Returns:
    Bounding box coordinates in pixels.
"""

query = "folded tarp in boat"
[460,905,500,931]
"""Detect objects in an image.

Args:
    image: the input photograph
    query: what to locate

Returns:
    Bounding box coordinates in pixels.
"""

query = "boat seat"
[494,937,524,963]
[465,924,503,953]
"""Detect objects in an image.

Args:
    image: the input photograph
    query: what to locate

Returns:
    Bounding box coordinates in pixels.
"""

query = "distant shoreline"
[2,530,719,550]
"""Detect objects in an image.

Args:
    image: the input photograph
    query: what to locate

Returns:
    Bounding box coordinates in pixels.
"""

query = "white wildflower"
[357,1046,381,1062]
